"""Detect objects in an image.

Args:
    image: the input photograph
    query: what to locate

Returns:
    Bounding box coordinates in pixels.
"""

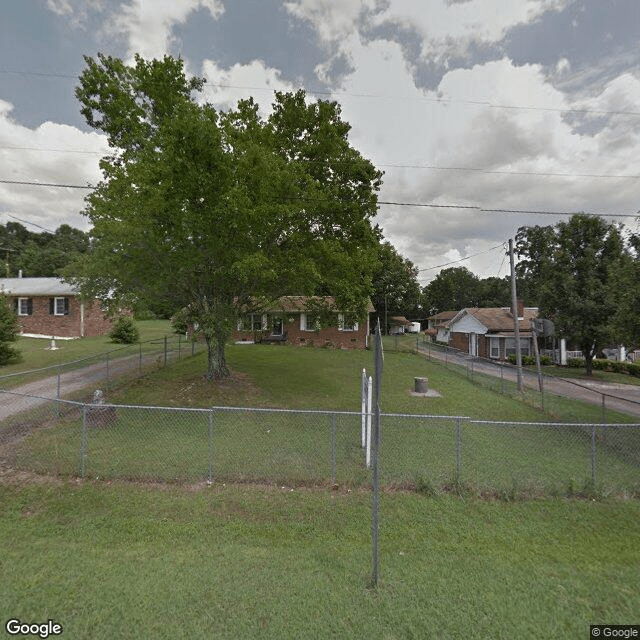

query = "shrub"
[0,294,21,365]
[170,308,189,334]
[566,357,585,368]
[109,316,140,344]
[628,362,640,378]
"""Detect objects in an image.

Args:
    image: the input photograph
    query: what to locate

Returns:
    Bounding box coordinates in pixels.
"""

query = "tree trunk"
[204,328,230,380]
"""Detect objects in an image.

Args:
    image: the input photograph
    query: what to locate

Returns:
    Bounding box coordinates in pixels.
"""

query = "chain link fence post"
[331,413,337,486]
[208,410,214,484]
[591,424,597,487]
[80,404,88,478]
[455,418,462,482]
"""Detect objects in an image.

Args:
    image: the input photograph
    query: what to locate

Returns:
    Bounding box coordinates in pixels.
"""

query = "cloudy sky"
[1,0,639,284]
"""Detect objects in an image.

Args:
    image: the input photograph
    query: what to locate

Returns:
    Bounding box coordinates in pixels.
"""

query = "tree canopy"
[0,222,88,278]
[74,54,383,379]
[516,214,630,375]
[370,241,421,331]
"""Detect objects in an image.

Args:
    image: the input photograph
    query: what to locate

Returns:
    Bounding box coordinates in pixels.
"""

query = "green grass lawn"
[5,344,640,495]
[0,479,638,639]
[0,320,174,384]
[2,340,640,638]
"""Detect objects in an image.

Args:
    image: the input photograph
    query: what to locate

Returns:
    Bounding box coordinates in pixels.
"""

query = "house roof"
[0,277,77,296]
[389,316,413,326]
[258,296,375,313]
[450,306,538,334]
[427,311,457,322]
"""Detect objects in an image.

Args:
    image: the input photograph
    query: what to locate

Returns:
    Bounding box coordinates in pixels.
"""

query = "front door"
[469,332,477,356]
[272,317,283,336]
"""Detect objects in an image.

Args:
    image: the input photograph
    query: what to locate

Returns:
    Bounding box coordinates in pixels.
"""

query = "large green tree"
[73,54,382,379]
[422,266,480,315]
[516,214,629,376]
[371,241,421,331]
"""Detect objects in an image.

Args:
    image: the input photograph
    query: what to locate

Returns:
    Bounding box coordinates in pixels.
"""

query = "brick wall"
[14,295,113,338]
[234,314,370,349]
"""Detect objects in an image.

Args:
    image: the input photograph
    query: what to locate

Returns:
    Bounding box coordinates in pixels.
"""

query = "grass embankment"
[0,479,638,639]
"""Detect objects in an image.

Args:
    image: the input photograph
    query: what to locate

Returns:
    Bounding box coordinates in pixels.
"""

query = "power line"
[418,243,506,272]
[1,178,638,219]
[1,145,638,180]
[2,67,640,118]
[0,179,92,189]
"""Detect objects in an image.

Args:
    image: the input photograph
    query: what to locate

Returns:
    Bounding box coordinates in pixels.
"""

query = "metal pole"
[455,418,462,482]
[208,411,213,484]
[80,405,88,478]
[178,333,181,360]
[509,238,525,393]
[601,395,606,424]
[371,320,383,588]
[331,414,337,486]
[106,352,110,391]
[164,336,168,367]
[591,425,597,486]
[139,341,143,373]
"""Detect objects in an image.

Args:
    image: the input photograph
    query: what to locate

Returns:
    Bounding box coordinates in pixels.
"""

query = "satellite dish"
[532,318,555,337]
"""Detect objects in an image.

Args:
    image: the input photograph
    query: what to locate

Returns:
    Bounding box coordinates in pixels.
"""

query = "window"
[489,337,500,359]
[300,313,321,332]
[49,297,69,316]
[237,314,265,331]
[338,313,359,332]
[505,337,530,357]
[16,298,33,316]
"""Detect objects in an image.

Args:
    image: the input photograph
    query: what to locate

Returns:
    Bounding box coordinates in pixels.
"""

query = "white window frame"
[54,297,67,316]
[489,337,500,359]
[17,297,31,316]
[300,312,321,332]
[338,313,359,332]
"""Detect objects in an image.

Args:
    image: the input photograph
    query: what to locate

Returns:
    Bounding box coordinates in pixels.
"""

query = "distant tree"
[516,214,629,376]
[371,241,421,331]
[0,294,21,365]
[476,275,511,308]
[422,266,480,315]
[73,54,382,379]
[0,222,89,277]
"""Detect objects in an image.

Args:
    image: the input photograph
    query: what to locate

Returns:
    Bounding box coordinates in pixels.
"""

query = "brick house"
[446,302,538,360]
[234,296,374,349]
[0,277,114,338]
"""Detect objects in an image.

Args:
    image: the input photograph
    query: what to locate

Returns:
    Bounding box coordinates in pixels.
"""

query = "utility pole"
[509,238,525,393]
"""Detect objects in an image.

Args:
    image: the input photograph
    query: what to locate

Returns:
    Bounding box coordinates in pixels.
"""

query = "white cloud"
[283,0,378,43]
[109,0,224,60]
[200,59,297,115]
[0,101,108,231]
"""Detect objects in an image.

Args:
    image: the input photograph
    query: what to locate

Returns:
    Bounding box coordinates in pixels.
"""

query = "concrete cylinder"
[414,377,429,393]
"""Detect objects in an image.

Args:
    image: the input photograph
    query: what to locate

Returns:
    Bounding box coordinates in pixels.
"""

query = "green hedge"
[566,357,640,377]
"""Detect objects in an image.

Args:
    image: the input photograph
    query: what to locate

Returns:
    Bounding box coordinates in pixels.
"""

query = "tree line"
[0,222,89,278]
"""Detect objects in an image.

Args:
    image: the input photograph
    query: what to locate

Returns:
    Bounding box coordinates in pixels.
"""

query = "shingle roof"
[453,306,538,333]
[260,296,375,313]
[0,277,77,296]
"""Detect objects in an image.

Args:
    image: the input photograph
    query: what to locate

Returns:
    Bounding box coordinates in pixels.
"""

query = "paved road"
[418,344,640,419]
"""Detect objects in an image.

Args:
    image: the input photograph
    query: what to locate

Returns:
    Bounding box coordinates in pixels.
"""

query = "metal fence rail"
[0,335,206,402]
[417,339,640,421]
[1,390,638,495]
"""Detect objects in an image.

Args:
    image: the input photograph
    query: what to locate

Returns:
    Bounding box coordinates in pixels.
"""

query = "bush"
[0,294,21,365]
[109,316,140,344]
[566,357,585,368]
[170,308,189,334]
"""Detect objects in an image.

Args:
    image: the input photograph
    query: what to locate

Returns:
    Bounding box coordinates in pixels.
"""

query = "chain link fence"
[0,335,206,401]
[1,390,638,495]
[414,339,640,422]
